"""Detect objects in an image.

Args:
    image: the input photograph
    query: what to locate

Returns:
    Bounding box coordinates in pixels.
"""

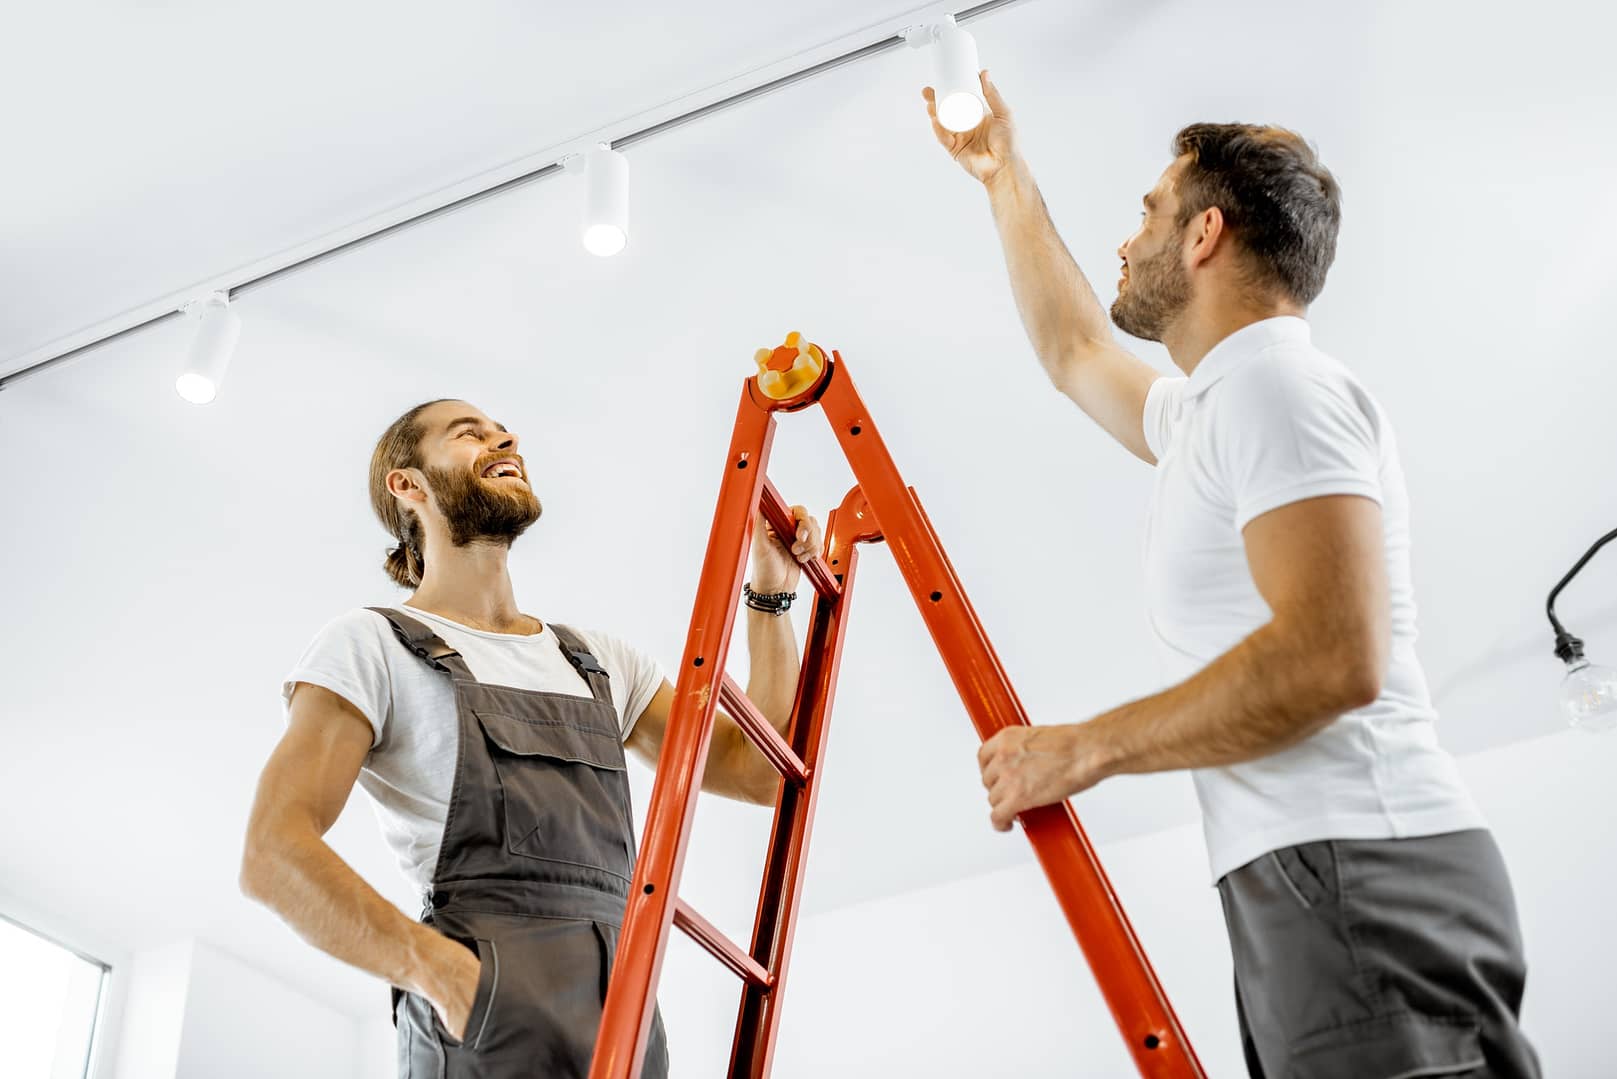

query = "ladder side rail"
[901,493,1206,1078]
[589,392,780,1079]
[728,489,875,1078]
[815,362,1208,1079]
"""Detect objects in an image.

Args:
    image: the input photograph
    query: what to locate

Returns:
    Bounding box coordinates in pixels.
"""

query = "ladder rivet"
[930,591,943,602]
[693,657,705,667]
[850,425,862,436]
[644,884,656,895]
[737,459,749,469]
[1144,1035,1161,1050]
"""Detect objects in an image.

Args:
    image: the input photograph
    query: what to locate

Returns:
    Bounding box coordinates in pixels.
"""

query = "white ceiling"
[3,0,1616,1022]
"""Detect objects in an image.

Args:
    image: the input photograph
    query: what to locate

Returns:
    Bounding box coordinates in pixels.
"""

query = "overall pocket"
[431,937,499,1051]
[453,917,624,1076]
[474,710,636,880]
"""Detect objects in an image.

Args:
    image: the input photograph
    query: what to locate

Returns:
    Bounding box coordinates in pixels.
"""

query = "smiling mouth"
[479,460,524,480]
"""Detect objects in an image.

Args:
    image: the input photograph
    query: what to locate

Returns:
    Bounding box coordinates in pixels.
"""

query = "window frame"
[0,910,113,1079]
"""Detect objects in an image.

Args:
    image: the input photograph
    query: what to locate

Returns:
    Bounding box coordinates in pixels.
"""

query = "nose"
[494,431,519,454]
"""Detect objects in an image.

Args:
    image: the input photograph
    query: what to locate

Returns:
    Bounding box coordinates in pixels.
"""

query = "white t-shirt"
[281,604,666,899]
[1140,316,1484,882]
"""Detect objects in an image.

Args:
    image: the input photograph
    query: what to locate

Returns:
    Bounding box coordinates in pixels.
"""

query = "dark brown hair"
[369,399,454,588]
[1171,123,1341,305]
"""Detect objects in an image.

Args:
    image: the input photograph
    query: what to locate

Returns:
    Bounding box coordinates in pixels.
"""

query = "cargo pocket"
[1271,840,1339,910]
[396,988,447,1079]
[474,710,636,879]
[1289,1012,1484,1078]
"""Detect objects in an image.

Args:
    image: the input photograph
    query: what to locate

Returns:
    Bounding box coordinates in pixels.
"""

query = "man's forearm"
[1088,623,1377,778]
[714,605,801,801]
[744,606,800,735]
[242,828,452,999]
[986,157,1114,379]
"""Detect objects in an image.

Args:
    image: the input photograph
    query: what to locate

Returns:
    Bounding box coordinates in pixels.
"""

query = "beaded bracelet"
[743,583,796,615]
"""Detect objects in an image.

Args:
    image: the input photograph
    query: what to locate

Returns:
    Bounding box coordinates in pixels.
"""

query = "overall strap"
[548,623,613,707]
[366,607,478,682]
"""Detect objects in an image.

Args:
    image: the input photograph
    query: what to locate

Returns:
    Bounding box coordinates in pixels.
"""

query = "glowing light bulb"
[581,145,629,257]
[175,372,218,404]
[913,16,988,134]
[583,223,627,257]
[937,90,986,133]
[175,293,240,405]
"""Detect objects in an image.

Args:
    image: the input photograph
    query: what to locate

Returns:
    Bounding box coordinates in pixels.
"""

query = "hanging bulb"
[175,292,241,405]
[909,16,987,133]
[580,144,629,257]
[1559,655,1617,733]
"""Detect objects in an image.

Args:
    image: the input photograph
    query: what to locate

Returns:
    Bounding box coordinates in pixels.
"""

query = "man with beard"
[240,399,822,1078]
[923,75,1538,1077]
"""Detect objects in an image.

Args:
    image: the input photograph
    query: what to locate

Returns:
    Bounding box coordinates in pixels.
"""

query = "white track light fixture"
[568,144,630,257]
[907,15,987,133]
[175,292,241,405]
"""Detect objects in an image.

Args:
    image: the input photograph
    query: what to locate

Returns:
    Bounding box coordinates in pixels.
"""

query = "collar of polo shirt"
[1185,315,1312,398]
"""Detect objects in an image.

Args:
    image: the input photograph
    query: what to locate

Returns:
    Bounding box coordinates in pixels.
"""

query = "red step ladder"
[588,337,1206,1079]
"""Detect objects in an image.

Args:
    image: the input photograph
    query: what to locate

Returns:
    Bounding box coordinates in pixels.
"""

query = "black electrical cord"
[1547,526,1617,663]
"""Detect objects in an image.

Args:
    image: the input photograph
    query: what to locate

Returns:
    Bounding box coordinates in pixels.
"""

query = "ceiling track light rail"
[0,0,1022,398]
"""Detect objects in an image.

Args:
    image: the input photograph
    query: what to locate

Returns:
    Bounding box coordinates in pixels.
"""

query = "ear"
[1184,206,1226,270]
[386,467,428,505]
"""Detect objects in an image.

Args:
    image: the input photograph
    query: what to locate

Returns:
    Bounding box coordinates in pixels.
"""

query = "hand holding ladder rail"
[589,335,1206,1079]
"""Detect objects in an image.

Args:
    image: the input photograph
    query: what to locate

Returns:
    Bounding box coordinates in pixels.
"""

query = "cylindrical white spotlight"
[928,16,986,133]
[582,144,629,257]
[175,292,241,405]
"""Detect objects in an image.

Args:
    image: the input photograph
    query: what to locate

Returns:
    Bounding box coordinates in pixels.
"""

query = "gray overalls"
[374,608,670,1079]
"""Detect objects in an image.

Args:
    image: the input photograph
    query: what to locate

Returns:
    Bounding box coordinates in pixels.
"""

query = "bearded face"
[422,452,542,548]
[1110,226,1193,343]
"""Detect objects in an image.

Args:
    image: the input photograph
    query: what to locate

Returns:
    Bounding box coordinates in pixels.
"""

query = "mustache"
[473,451,526,477]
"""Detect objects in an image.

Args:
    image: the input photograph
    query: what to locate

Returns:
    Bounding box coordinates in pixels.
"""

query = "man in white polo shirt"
[924,74,1539,1077]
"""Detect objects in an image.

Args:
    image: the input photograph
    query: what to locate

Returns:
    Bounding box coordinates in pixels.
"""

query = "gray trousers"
[1217,829,1539,1079]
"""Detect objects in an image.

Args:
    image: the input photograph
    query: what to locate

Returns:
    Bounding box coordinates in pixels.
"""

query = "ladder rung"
[673,898,774,989]
[760,479,842,597]
[720,676,808,784]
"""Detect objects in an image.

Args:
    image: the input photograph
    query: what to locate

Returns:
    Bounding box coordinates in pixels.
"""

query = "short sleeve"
[1215,358,1384,532]
[1143,376,1189,462]
[575,629,668,741]
[282,609,392,747]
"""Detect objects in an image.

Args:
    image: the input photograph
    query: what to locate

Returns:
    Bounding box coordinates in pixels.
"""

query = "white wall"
[111,941,192,1079]
[65,935,369,1079]
[657,730,1616,1077]
[357,1017,398,1079]
[173,939,360,1079]
[0,890,378,1079]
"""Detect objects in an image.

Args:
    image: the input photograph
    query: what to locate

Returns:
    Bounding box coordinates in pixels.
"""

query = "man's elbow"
[238,829,283,903]
[1331,653,1384,712]
[238,847,267,902]
[741,773,783,807]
